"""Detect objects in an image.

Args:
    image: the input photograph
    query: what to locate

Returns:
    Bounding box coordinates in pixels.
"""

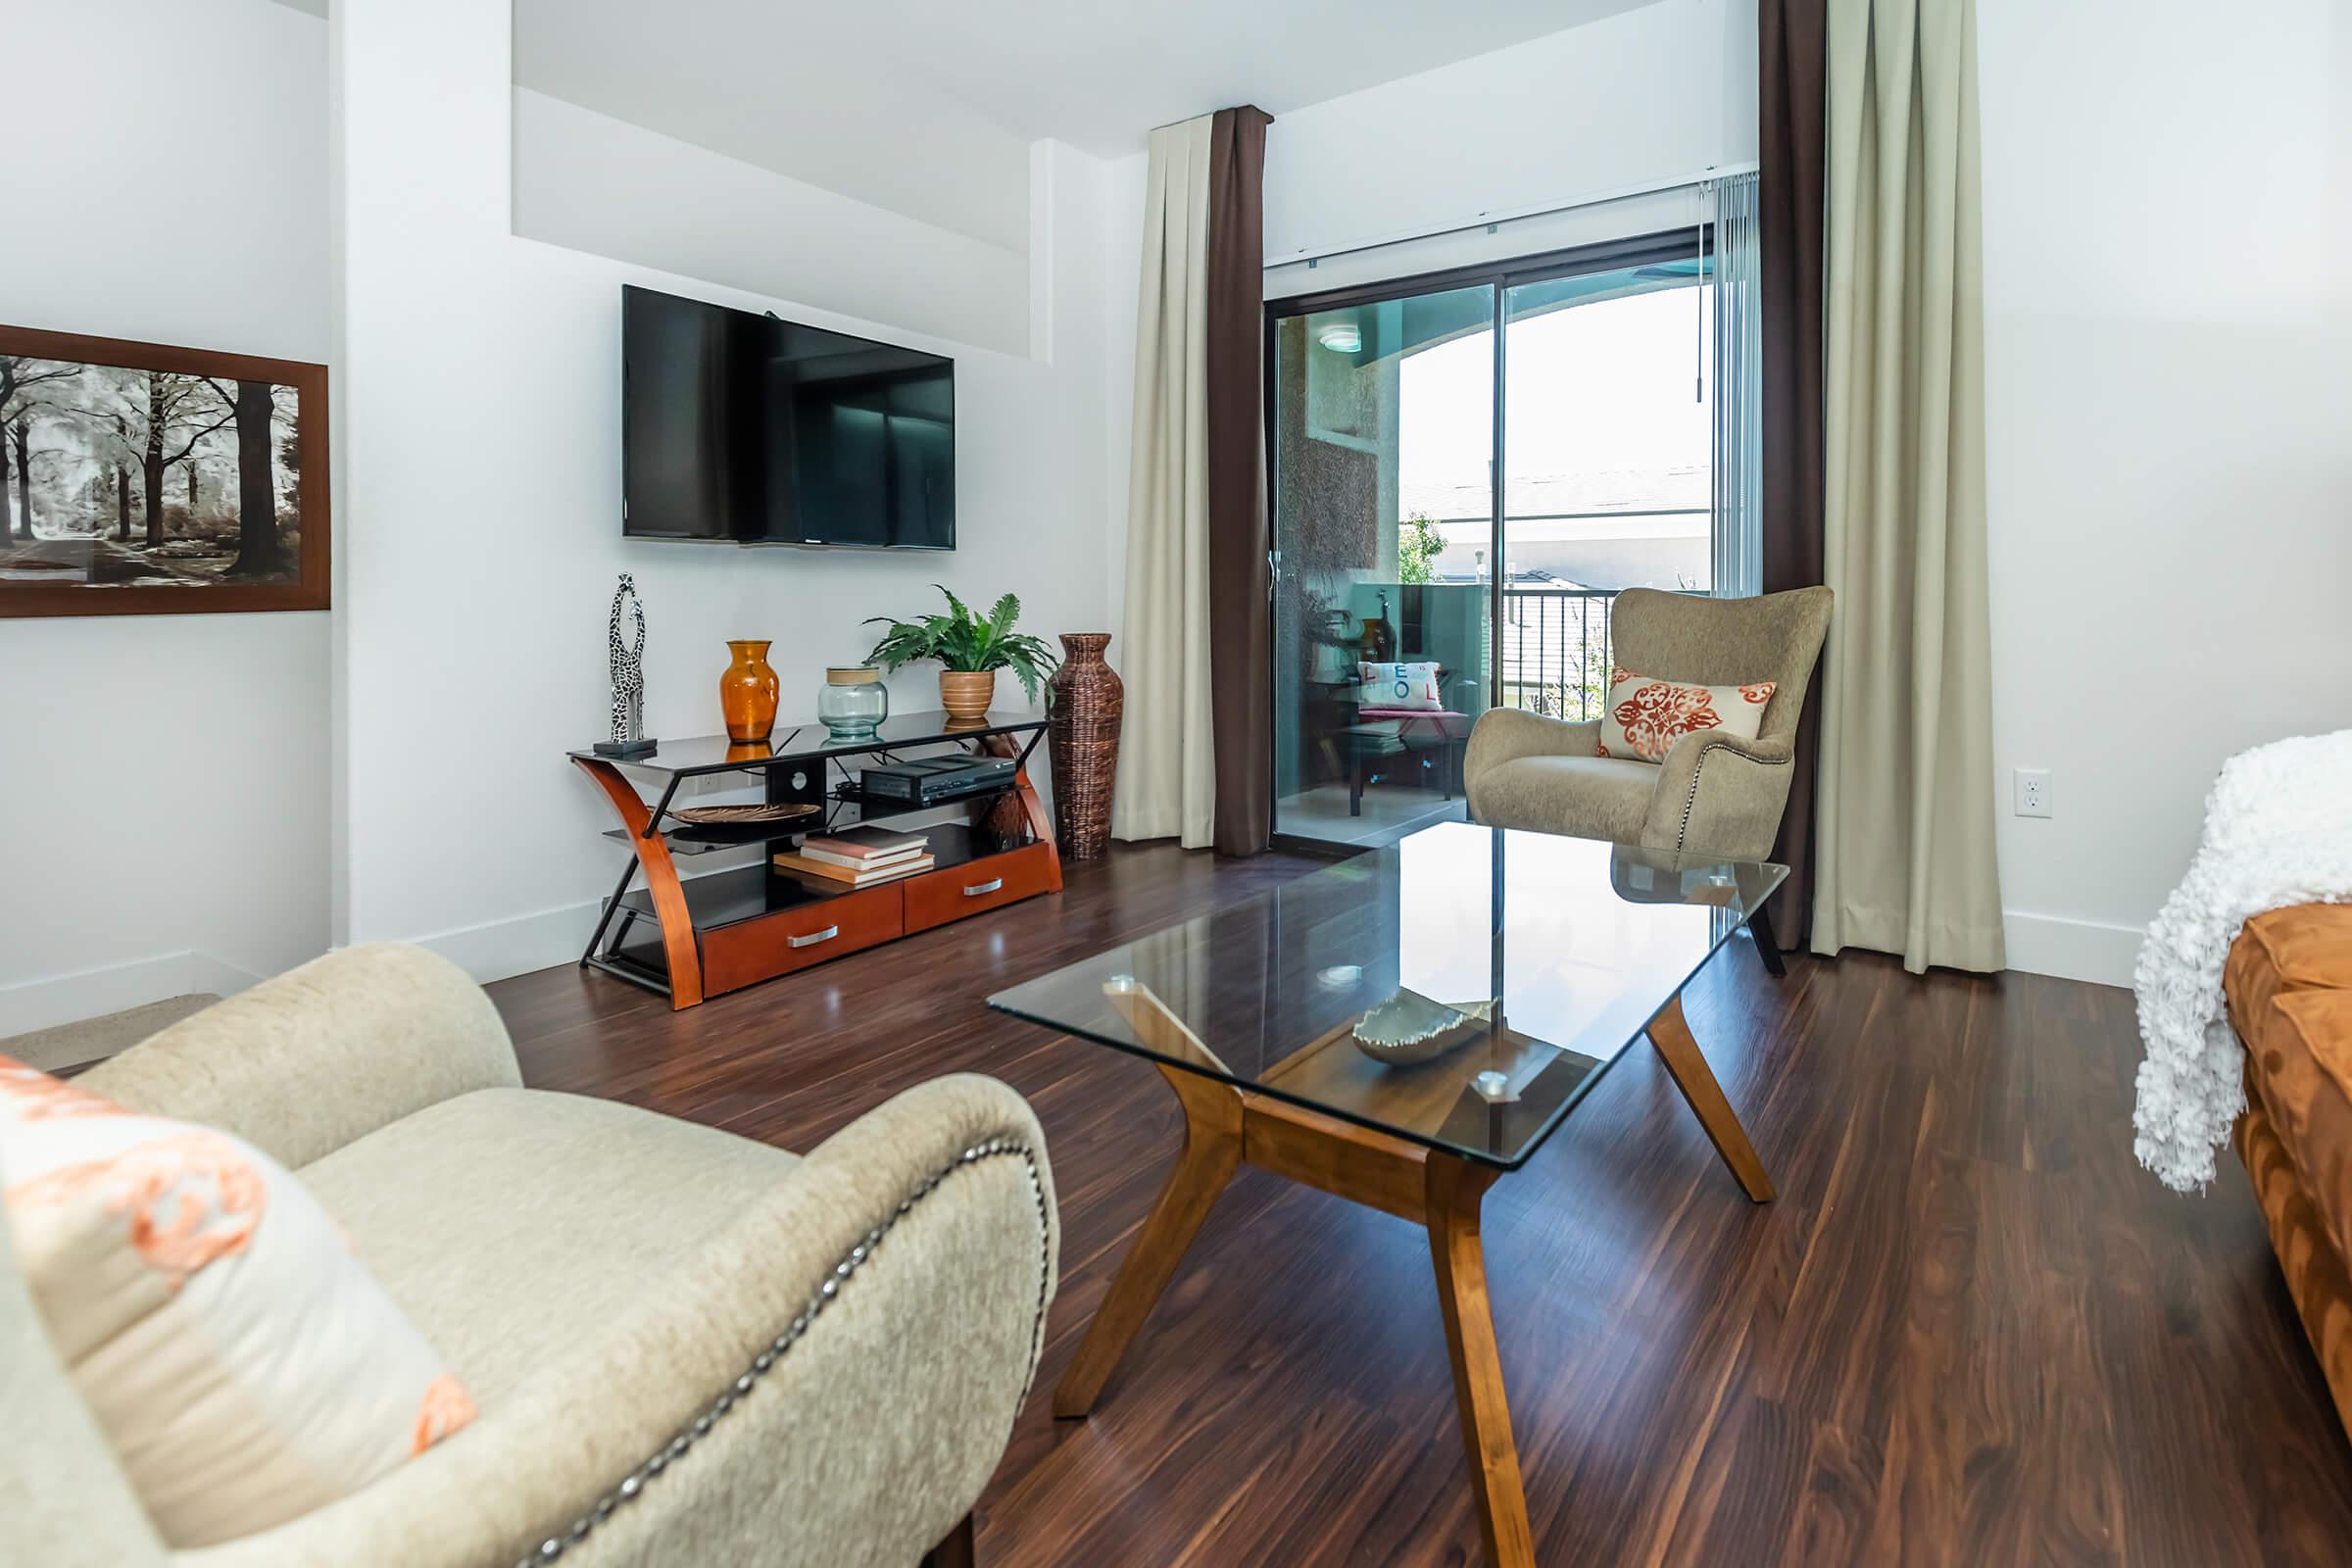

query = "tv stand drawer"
[904,842,1057,933]
[701,886,903,996]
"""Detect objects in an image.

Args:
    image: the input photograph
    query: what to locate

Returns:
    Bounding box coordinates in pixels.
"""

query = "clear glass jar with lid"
[817,665,889,739]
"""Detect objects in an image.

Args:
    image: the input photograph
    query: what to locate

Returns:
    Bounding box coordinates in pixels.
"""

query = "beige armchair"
[2,945,1056,1568]
[1463,586,1833,968]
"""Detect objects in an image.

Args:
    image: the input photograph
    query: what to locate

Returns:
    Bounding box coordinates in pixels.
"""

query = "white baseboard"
[408,899,601,987]
[0,951,264,1039]
[2002,909,2143,990]
[402,856,788,987]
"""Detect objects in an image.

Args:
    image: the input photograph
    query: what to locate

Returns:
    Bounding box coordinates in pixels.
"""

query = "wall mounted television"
[621,284,955,549]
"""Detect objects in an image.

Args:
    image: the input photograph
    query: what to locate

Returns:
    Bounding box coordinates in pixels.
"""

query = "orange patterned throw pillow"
[0,1054,474,1546]
[1596,669,1777,763]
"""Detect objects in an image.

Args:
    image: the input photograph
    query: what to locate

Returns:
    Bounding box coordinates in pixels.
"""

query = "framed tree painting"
[0,323,329,616]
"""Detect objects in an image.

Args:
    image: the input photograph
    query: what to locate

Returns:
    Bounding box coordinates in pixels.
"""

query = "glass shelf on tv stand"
[597,779,1022,857]
[564,709,1047,781]
[579,710,1043,849]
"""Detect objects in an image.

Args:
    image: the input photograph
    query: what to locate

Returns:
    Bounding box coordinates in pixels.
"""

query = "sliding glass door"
[1270,283,1494,848]
[1268,231,1713,849]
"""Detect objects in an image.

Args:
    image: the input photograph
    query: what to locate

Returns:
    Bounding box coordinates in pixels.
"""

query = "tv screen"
[621,285,955,549]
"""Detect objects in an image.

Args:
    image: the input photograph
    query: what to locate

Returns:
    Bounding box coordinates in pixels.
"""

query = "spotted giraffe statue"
[606,573,648,749]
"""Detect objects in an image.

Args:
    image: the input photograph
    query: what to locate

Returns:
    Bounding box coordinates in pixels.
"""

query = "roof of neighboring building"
[1399,466,1707,522]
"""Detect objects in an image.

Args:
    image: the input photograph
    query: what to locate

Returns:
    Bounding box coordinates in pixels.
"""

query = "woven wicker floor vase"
[1048,633,1122,859]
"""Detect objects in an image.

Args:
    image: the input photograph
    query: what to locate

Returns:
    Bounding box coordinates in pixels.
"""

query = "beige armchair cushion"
[1467,754,1660,844]
[295,1088,798,1405]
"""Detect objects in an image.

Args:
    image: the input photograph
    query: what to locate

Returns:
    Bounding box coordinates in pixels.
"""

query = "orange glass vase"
[718,639,780,743]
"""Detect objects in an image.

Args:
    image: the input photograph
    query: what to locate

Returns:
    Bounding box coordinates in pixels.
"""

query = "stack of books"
[773,827,934,888]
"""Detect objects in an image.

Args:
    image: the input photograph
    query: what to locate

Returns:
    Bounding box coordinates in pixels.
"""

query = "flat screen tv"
[621,284,955,549]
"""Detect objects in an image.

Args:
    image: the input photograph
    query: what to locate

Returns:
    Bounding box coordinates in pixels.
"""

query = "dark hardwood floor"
[488,843,2352,1566]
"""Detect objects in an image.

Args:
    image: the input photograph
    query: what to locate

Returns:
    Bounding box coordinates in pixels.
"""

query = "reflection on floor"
[1277,782,1468,848]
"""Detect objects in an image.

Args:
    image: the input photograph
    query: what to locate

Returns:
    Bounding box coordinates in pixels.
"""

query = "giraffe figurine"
[594,573,656,757]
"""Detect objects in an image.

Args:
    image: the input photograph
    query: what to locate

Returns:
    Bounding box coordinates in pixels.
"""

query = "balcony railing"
[1499,587,1617,720]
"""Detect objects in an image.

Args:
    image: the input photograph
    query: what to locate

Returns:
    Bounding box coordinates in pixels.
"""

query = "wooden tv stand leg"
[572,757,704,1009]
[981,734,1061,892]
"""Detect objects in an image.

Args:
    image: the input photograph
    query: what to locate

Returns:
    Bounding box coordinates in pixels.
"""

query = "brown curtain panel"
[1759,0,1828,948]
[1204,106,1274,858]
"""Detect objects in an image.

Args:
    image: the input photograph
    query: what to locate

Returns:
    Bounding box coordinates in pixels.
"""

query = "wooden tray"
[669,802,821,826]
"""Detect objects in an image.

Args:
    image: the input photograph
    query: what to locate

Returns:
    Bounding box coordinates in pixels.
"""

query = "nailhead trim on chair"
[1673,740,1790,853]
[513,1140,1052,1567]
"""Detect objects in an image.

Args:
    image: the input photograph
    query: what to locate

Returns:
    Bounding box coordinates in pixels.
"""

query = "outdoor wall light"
[1317,322,1362,354]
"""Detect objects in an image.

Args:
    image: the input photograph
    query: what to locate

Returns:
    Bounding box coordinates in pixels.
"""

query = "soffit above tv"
[513,0,1615,166]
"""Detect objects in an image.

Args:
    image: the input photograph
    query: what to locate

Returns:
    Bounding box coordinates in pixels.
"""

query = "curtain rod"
[1261,161,1760,271]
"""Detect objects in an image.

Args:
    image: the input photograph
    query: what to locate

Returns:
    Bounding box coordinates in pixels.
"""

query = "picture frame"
[0,323,329,617]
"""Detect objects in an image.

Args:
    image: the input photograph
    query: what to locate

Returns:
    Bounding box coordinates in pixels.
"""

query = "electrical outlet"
[2013,767,2052,818]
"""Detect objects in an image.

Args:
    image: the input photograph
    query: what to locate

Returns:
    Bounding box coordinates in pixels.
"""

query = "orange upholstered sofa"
[2229,903,2352,1436]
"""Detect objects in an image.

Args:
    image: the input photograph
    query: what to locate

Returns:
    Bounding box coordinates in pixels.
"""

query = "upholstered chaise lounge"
[2229,903,2352,1438]
[2,945,1056,1568]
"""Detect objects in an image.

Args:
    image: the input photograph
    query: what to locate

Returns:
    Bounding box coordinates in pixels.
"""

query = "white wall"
[1980,0,2352,985]
[0,0,329,1033]
[511,88,1031,358]
[335,0,1126,980]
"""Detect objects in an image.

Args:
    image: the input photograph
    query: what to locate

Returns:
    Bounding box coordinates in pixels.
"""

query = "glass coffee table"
[988,820,1787,1567]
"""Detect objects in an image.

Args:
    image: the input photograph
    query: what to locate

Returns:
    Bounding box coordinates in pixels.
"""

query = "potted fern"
[863,587,1059,722]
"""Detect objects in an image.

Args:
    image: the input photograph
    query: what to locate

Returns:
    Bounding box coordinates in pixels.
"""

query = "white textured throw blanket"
[2134,729,2352,1192]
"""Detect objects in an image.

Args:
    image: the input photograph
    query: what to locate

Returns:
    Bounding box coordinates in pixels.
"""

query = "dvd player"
[857,755,1018,806]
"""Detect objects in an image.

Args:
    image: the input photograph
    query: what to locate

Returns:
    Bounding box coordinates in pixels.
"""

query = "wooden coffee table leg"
[1646,993,1775,1201]
[1426,1154,1535,1568]
[1053,1064,1244,1418]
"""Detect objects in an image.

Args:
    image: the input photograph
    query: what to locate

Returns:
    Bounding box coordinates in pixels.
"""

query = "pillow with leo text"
[1356,661,1446,711]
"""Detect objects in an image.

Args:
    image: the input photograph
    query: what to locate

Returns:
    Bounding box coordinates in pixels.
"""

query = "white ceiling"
[270,0,1654,252]
[512,1,1647,249]
[525,1,1640,157]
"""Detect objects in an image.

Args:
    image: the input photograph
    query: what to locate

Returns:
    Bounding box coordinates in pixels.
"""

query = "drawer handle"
[789,925,841,949]
[962,877,1004,898]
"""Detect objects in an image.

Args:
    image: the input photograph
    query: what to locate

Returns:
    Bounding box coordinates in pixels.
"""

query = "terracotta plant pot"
[939,669,996,722]
[719,639,780,743]
[1048,633,1122,860]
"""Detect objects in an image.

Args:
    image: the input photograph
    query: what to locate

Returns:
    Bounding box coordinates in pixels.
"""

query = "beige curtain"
[1112,116,1217,848]
[1811,0,2005,973]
